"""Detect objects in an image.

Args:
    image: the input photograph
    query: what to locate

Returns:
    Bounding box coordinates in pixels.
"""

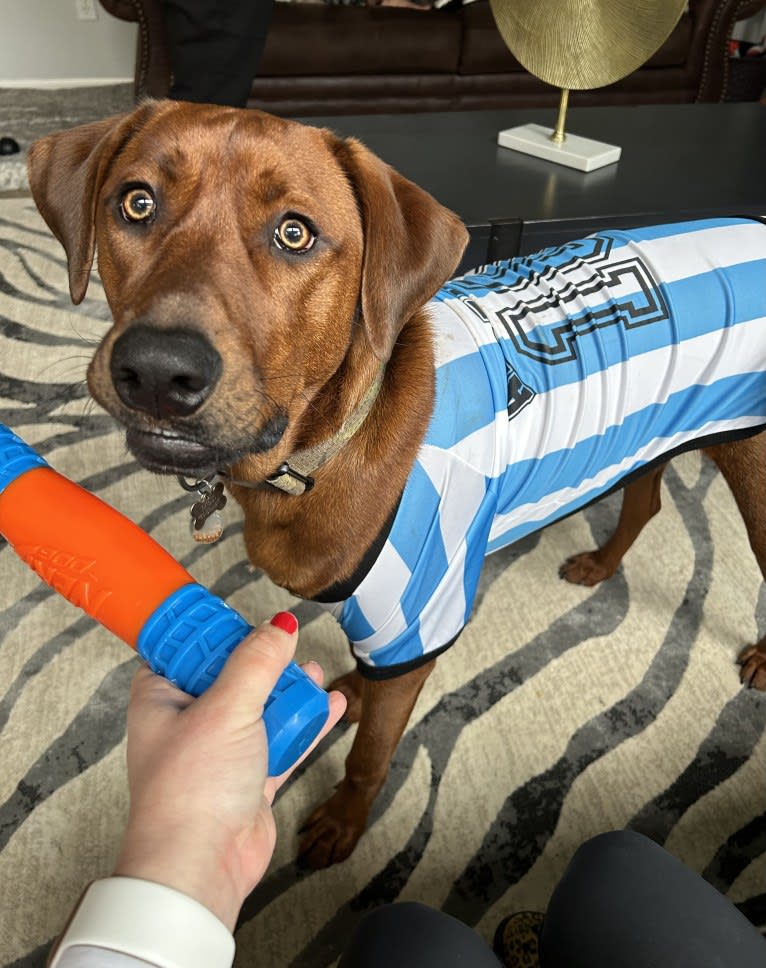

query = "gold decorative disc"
[489,0,687,90]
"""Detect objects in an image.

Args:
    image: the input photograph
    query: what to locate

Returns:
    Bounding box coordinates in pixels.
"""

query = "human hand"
[113,612,346,930]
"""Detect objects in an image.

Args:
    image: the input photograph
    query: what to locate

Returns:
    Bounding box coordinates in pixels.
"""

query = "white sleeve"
[53,947,157,967]
[47,878,235,968]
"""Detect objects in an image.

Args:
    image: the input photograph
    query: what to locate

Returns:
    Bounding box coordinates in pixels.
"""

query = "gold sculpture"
[490,0,687,168]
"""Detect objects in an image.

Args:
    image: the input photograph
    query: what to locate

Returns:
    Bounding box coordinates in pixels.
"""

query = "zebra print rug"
[1,195,765,967]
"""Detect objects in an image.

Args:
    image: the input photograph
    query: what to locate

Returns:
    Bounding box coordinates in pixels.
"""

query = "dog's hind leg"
[705,432,766,689]
[560,465,666,587]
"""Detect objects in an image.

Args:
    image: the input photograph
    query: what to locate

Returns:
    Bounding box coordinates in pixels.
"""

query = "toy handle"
[137,583,330,774]
[0,423,329,776]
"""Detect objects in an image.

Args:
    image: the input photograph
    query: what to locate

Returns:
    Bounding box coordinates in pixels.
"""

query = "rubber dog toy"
[0,423,329,776]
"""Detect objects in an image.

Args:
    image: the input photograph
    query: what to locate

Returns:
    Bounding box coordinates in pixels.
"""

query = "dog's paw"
[328,670,363,723]
[737,644,766,690]
[298,786,369,869]
[559,551,614,586]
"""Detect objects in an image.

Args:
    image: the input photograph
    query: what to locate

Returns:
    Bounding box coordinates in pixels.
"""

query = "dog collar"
[225,362,386,496]
[179,363,386,540]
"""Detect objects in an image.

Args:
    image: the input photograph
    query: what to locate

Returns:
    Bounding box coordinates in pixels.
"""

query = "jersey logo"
[449,294,536,419]
[506,363,534,419]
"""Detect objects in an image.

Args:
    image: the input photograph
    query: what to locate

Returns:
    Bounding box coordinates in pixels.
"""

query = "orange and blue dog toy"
[0,423,329,776]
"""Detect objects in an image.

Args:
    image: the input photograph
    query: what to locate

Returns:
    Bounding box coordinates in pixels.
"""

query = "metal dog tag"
[191,507,224,544]
[179,476,227,544]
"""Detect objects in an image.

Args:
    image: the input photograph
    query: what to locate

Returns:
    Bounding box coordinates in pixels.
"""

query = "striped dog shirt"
[318,218,766,678]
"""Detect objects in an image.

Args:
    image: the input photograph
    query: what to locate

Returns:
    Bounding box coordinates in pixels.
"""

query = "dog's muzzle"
[109,324,222,420]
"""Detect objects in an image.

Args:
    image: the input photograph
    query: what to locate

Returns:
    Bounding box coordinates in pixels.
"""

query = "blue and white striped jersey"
[319,218,766,678]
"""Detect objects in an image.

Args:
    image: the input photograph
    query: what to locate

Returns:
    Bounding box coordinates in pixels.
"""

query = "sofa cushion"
[259,3,463,77]
[645,11,692,66]
[459,1,524,75]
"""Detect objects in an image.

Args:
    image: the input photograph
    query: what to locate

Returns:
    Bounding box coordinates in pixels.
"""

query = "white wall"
[0,0,137,85]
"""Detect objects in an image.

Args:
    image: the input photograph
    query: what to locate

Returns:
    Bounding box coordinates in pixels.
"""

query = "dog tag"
[188,479,227,544]
[191,507,224,544]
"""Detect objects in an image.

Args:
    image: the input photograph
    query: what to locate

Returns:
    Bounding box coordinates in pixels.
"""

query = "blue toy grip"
[0,424,48,495]
[137,584,329,775]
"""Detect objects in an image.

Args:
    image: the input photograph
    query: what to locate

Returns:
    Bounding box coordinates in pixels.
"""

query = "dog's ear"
[27,105,155,305]
[331,137,469,360]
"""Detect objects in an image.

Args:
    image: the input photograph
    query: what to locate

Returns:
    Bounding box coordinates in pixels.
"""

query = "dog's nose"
[110,325,222,419]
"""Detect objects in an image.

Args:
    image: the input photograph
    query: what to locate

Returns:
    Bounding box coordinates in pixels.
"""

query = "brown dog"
[28,101,766,869]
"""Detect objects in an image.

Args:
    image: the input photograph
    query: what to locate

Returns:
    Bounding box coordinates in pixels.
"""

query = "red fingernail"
[270,611,298,634]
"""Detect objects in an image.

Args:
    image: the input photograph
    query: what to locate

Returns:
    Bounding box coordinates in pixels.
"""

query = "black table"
[304,103,766,273]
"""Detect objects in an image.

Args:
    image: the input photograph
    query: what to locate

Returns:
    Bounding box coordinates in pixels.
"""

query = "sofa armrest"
[687,0,766,100]
[98,0,170,98]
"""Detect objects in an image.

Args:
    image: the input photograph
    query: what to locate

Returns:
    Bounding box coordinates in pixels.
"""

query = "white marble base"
[498,123,621,172]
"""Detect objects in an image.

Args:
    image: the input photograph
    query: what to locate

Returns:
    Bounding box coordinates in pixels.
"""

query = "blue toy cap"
[264,663,330,775]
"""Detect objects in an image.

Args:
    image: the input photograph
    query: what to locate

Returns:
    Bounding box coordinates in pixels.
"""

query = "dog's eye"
[120,187,156,224]
[274,217,315,253]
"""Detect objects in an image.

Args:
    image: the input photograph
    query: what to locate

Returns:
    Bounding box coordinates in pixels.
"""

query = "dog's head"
[27,101,467,479]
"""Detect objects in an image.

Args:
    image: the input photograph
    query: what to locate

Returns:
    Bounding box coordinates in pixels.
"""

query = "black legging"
[163,0,275,107]
[338,831,766,968]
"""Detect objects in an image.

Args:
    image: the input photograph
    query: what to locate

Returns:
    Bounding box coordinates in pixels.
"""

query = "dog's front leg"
[299,659,435,869]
